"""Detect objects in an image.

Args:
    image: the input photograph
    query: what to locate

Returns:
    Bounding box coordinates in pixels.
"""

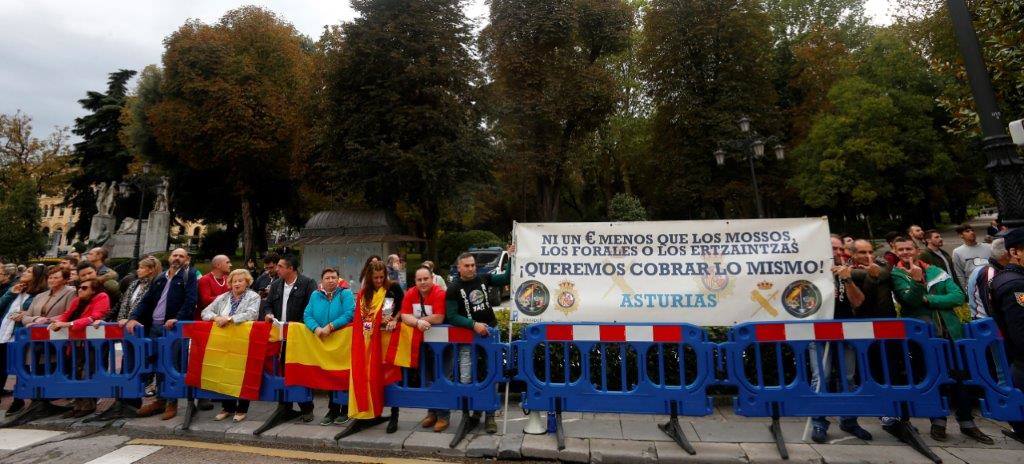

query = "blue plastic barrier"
[513,322,716,453]
[330,325,507,446]
[8,323,150,400]
[956,318,1024,422]
[156,321,312,430]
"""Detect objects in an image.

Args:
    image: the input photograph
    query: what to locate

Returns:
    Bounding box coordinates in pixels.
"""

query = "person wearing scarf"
[348,261,403,431]
[0,264,47,416]
[48,279,111,418]
[889,236,992,445]
[201,269,261,422]
[18,266,75,326]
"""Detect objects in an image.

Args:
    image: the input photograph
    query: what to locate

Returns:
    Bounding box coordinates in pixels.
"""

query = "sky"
[0,0,894,139]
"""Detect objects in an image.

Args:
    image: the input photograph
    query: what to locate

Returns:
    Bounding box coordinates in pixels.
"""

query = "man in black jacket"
[126,248,198,420]
[261,255,318,421]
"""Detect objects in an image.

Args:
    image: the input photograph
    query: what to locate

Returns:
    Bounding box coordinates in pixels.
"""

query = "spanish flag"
[184,321,273,400]
[283,323,352,390]
[382,322,422,368]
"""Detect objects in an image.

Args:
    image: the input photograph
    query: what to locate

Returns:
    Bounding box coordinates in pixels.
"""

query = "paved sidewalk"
[8,395,1024,463]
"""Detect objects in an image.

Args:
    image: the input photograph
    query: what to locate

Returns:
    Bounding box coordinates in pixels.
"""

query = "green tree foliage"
[608,192,647,221]
[147,6,314,260]
[67,69,137,239]
[0,179,47,261]
[790,32,956,230]
[314,0,492,257]
[0,111,73,196]
[637,0,776,219]
[481,0,634,221]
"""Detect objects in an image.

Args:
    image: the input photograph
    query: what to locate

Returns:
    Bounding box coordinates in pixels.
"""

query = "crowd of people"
[0,245,510,436]
[821,222,1024,446]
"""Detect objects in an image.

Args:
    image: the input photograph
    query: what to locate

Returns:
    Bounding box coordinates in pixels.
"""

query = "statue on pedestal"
[93,182,116,216]
[153,177,170,212]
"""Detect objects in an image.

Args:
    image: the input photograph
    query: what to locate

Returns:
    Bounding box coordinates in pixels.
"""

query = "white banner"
[511,218,834,326]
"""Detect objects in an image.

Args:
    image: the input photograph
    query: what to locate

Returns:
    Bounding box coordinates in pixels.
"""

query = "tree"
[637,0,777,219]
[608,192,647,221]
[147,7,314,260]
[67,69,137,239]
[789,32,956,230]
[0,179,47,261]
[481,0,635,221]
[313,0,492,257]
[0,111,73,196]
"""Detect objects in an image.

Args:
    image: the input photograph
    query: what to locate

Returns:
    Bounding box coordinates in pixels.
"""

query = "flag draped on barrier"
[283,319,423,418]
[184,321,274,400]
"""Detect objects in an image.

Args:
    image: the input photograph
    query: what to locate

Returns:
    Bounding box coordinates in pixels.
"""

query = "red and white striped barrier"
[543,324,685,343]
[423,326,476,344]
[753,320,906,342]
[29,324,126,341]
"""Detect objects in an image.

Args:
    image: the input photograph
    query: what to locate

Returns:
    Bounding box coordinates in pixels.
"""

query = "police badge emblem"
[1015,292,1024,307]
[515,280,550,317]
[555,280,580,316]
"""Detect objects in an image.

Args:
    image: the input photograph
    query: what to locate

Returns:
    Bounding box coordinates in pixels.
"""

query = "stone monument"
[88,182,116,245]
[144,177,170,254]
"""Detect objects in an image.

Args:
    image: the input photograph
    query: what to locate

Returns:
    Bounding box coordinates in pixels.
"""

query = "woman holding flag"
[348,260,404,432]
[200,268,261,422]
[302,267,355,426]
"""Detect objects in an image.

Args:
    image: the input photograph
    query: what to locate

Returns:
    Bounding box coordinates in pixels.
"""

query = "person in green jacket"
[889,236,992,444]
[444,244,513,434]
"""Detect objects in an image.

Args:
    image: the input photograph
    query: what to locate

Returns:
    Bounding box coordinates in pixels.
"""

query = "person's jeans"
[1010,364,1024,435]
[125,324,167,409]
[931,375,977,430]
[809,342,859,430]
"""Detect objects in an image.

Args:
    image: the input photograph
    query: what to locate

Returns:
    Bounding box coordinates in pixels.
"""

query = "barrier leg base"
[254,404,301,436]
[0,401,71,428]
[659,414,696,455]
[555,410,565,451]
[885,420,942,464]
[1003,429,1024,445]
[334,417,388,441]
[449,408,479,448]
[769,417,789,460]
[181,400,198,431]
[386,407,399,434]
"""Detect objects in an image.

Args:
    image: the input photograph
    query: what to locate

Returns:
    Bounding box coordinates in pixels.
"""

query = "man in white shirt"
[952,224,992,288]
[260,255,317,423]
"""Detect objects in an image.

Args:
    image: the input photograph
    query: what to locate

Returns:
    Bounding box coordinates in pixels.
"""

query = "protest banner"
[511,218,834,325]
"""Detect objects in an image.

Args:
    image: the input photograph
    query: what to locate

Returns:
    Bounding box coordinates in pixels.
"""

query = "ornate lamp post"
[118,163,160,266]
[715,117,785,219]
[947,0,1024,227]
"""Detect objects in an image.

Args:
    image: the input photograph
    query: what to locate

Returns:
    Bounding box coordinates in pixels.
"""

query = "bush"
[199,227,239,259]
[608,193,648,221]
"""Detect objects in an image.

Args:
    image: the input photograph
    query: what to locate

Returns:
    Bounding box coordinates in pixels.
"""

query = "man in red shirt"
[400,266,448,432]
[197,255,232,315]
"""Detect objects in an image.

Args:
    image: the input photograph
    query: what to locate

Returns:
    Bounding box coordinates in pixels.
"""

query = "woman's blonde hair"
[139,256,162,275]
[228,268,253,286]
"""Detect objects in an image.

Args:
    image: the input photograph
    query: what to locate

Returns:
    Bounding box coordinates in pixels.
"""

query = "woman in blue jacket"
[303,267,355,426]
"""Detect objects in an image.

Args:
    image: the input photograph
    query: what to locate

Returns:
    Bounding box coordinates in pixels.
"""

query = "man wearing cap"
[987,228,1024,442]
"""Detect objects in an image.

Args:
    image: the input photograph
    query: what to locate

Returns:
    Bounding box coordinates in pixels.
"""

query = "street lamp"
[119,162,159,267]
[714,117,785,219]
[946,0,1024,227]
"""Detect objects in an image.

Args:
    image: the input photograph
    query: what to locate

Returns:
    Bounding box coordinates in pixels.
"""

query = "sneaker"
[434,418,449,432]
[300,412,314,423]
[839,423,873,441]
[930,424,947,442]
[320,412,339,426]
[811,425,828,444]
[485,415,497,434]
[6,399,25,416]
[419,413,437,428]
[961,427,994,445]
[333,414,349,425]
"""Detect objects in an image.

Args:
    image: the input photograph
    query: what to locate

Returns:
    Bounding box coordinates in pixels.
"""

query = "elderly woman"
[49,279,111,417]
[201,268,260,422]
[18,266,75,326]
[0,264,47,415]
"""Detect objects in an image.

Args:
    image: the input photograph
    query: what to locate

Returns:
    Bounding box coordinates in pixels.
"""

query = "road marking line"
[0,428,65,450]
[126,439,443,464]
[84,445,163,464]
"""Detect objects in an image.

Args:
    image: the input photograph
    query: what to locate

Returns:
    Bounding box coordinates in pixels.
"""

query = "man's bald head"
[168,248,189,270]
[852,239,875,266]
[211,255,231,274]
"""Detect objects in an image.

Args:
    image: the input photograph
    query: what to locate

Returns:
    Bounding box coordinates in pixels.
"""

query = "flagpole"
[502,223,517,436]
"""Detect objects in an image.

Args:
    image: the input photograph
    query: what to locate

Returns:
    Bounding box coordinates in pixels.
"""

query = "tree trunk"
[241,196,254,262]
[537,175,562,222]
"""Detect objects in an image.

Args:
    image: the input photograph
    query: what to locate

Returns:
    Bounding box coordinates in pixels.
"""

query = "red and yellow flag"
[184,321,273,400]
[284,323,352,390]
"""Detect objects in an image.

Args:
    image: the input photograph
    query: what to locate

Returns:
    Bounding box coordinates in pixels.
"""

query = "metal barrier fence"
[513,323,716,454]
[721,318,953,460]
[330,326,507,447]
[156,321,312,433]
[956,318,1024,422]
